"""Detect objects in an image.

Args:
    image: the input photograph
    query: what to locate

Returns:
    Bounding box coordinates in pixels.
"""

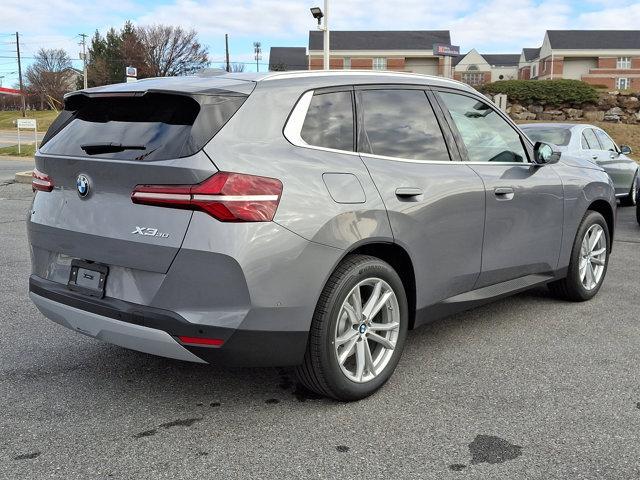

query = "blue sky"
[2,0,640,87]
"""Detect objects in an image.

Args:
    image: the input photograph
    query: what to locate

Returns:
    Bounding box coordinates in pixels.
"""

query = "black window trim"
[284,83,459,165]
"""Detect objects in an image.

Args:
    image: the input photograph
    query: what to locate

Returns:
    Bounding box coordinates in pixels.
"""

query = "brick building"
[518,30,640,89]
[307,30,453,76]
[452,49,520,86]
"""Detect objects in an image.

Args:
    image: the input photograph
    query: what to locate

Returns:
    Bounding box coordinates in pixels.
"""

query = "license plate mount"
[68,260,108,298]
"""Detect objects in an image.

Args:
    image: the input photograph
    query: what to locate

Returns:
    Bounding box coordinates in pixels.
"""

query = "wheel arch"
[587,199,615,250]
[348,242,417,329]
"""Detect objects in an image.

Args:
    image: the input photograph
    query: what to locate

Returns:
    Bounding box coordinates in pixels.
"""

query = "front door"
[435,89,564,287]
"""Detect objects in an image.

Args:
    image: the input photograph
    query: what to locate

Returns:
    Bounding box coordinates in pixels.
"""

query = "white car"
[520,123,638,206]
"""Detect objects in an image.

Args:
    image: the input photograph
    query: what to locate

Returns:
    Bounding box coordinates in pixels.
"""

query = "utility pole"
[225,34,230,72]
[79,33,88,89]
[323,0,329,70]
[253,42,261,72]
[15,32,25,117]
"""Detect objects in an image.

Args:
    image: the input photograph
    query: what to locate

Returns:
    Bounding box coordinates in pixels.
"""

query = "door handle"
[395,187,423,198]
[592,155,598,160]
[494,187,515,200]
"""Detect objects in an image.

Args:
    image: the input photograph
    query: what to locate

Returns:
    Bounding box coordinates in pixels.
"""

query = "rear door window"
[39,92,246,161]
[300,91,354,151]
[357,89,450,161]
[582,128,600,150]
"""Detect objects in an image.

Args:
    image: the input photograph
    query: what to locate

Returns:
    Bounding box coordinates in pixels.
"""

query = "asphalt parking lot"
[1,179,639,480]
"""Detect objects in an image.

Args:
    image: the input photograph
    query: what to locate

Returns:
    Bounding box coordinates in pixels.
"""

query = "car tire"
[295,254,408,401]
[548,210,610,302]
[620,172,638,207]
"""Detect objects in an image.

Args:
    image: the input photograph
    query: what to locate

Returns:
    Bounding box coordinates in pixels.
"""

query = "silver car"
[520,123,638,206]
[28,71,616,401]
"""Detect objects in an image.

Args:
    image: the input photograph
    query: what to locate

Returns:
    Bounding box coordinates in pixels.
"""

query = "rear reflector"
[178,336,224,347]
[131,171,283,222]
[32,168,53,192]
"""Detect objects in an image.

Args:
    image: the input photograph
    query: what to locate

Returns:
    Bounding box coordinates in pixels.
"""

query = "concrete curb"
[14,171,32,184]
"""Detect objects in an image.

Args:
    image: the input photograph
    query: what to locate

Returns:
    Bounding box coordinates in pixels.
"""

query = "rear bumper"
[29,275,308,367]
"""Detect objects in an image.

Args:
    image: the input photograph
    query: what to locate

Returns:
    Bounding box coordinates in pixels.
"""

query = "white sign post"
[16,118,37,155]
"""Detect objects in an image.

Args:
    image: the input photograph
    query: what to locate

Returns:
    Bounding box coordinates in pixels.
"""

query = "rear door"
[355,86,486,307]
[434,89,564,287]
[592,128,635,195]
[29,91,246,275]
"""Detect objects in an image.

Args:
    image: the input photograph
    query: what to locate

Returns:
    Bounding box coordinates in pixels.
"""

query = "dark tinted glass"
[595,129,617,151]
[39,93,246,161]
[301,91,354,151]
[521,127,571,146]
[358,89,449,161]
[439,92,528,163]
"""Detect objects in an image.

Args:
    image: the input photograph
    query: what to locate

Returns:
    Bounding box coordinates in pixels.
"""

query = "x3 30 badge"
[132,226,169,238]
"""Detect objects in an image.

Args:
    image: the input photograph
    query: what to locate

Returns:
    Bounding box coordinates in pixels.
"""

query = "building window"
[373,57,386,70]
[462,72,484,86]
[617,78,630,90]
[617,57,631,69]
[531,64,537,78]
[343,57,351,70]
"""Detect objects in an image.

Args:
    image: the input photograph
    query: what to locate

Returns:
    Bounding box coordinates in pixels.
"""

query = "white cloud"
[577,3,640,28]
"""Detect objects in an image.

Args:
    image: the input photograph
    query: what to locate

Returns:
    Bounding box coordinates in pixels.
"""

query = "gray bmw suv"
[28,71,616,401]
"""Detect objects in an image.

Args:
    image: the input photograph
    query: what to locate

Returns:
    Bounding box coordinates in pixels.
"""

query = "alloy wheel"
[579,224,607,291]
[333,278,400,383]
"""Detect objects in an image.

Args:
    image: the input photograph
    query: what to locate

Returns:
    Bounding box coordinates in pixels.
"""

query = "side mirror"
[534,141,561,165]
[620,145,632,155]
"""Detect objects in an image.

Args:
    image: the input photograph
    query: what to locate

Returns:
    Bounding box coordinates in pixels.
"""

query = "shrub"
[481,79,599,106]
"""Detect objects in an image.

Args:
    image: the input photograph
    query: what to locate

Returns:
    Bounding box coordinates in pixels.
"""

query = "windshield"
[39,92,246,161]
[521,127,571,147]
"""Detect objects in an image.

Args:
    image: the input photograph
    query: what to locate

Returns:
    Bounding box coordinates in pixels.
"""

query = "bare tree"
[25,49,75,109]
[137,25,209,76]
[219,62,246,72]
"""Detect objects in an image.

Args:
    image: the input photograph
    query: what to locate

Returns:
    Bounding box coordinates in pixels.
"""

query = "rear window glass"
[521,127,571,146]
[358,89,450,161]
[39,92,246,161]
[301,91,354,151]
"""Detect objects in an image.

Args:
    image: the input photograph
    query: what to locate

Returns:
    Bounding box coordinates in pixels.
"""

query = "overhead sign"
[17,118,36,129]
[433,44,460,57]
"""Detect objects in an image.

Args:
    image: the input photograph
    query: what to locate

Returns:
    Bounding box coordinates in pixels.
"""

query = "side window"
[300,91,354,151]
[357,89,450,161]
[581,133,590,149]
[582,128,600,150]
[595,129,617,152]
[439,92,528,163]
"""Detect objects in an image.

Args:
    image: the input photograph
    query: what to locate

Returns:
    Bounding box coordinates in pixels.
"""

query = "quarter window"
[595,129,617,152]
[358,89,450,161]
[439,92,528,163]
[617,57,631,69]
[300,91,354,151]
[373,57,386,70]
[582,128,600,150]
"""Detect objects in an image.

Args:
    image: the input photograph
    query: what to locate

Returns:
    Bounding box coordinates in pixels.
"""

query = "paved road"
[0,130,44,148]
[1,181,639,479]
[0,157,33,183]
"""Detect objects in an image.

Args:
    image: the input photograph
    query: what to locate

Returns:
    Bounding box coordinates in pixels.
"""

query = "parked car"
[28,71,616,401]
[519,123,638,206]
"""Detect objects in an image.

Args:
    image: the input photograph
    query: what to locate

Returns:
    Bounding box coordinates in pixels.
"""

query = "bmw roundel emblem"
[76,174,90,198]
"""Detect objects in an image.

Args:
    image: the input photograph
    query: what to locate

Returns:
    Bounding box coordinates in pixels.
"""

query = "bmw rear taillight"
[32,168,53,192]
[131,172,283,222]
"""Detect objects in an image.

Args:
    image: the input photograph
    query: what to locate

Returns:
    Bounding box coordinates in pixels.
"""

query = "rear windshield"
[520,126,571,146]
[39,92,246,161]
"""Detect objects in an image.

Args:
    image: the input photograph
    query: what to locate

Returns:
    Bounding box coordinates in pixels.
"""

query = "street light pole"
[323,0,329,70]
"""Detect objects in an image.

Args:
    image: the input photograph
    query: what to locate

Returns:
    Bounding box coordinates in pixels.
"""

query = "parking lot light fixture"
[310,7,324,25]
